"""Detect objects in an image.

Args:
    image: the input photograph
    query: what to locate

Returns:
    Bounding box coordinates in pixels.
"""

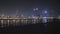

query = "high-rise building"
[33,8,40,17]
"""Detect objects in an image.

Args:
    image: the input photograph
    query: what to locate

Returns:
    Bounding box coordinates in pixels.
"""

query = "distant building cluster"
[0,14,60,28]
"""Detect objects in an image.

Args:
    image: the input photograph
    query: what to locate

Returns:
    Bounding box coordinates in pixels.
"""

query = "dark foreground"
[0,18,60,34]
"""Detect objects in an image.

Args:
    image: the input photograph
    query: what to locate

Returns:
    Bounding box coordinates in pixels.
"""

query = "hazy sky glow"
[0,0,60,17]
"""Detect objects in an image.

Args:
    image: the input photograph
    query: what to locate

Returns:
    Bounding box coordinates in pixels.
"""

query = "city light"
[33,8,38,11]
[0,8,57,27]
[0,14,57,27]
[42,17,48,23]
[45,11,47,14]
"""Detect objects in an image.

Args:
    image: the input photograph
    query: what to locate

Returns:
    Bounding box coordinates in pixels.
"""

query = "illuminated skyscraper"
[42,9,48,23]
[33,8,40,17]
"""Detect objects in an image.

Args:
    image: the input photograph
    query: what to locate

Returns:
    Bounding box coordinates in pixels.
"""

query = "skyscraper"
[33,8,40,17]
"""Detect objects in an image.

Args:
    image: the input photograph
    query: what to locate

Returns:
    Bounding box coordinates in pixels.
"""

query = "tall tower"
[33,8,40,17]
[42,9,48,23]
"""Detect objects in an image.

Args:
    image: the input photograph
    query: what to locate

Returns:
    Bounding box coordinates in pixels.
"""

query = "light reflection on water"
[42,17,48,23]
[0,22,47,27]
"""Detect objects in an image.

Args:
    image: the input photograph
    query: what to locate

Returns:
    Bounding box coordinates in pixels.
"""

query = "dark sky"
[0,0,60,17]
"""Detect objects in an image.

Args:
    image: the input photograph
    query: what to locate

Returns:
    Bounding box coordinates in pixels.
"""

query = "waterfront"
[0,16,54,27]
[0,17,60,34]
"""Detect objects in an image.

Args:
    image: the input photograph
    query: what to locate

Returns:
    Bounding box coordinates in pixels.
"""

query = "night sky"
[0,0,60,17]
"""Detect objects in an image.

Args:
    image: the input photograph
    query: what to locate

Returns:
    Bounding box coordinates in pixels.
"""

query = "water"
[0,18,60,34]
[0,22,47,33]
